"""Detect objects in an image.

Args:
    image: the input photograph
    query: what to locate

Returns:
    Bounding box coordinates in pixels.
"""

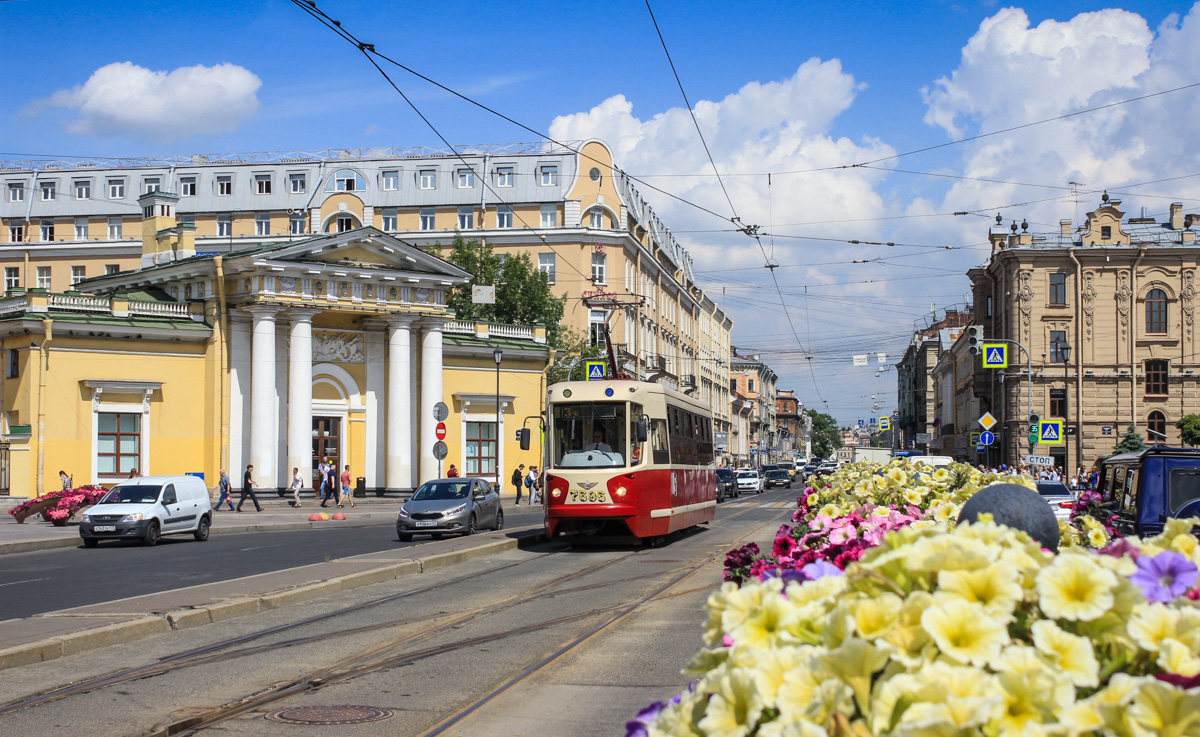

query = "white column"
[248,306,282,487]
[364,323,386,490]
[286,309,318,486]
[386,316,415,491]
[418,318,445,483]
[228,313,252,478]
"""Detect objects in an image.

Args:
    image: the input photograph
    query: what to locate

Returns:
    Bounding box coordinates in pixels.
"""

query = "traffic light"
[1028,413,1041,444]
[966,325,984,355]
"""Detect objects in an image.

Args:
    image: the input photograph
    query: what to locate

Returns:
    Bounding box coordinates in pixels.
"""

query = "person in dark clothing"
[511,464,525,505]
[238,464,263,512]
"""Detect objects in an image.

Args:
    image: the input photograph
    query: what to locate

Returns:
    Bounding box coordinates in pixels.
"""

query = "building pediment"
[235,227,471,282]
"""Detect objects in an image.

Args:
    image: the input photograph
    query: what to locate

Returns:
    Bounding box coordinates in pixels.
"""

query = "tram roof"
[546,380,711,414]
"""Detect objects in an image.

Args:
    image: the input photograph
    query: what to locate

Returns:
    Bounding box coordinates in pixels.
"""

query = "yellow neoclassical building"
[0,192,552,496]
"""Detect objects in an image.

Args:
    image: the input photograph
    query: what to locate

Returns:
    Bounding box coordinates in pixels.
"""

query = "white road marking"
[0,578,48,588]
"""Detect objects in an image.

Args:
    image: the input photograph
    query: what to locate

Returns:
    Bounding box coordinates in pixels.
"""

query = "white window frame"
[92,402,150,482]
[457,207,474,230]
[254,175,272,195]
[332,170,361,192]
[538,253,556,284]
[107,218,123,240]
[8,183,24,203]
[289,174,306,194]
[8,223,23,242]
[589,310,607,347]
[40,220,54,242]
[540,205,557,228]
[179,177,196,196]
[382,170,399,191]
[457,169,475,189]
[217,215,232,237]
[496,206,512,229]
[496,167,513,187]
[335,214,354,233]
[592,252,607,285]
[420,209,435,231]
[143,177,161,194]
[74,219,88,240]
[381,209,397,232]
[71,265,86,286]
[290,213,305,235]
[74,180,90,200]
[104,264,119,275]
[216,176,233,196]
[36,266,51,290]
[40,181,56,201]
[589,208,605,229]
[108,179,125,199]
[255,213,270,236]
[419,170,436,190]
[540,165,558,186]
[4,267,19,289]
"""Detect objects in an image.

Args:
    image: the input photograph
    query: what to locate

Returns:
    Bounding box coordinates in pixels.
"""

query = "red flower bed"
[8,486,109,524]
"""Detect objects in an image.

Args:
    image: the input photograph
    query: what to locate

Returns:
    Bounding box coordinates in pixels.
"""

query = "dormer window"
[327,170,366,192]
[1101,226,1112,239]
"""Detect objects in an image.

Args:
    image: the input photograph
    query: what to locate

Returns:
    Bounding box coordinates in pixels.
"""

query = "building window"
[179,177,196,196]
[8,223,23,242]
[464,421,497,477]
[289,174,306,193]
[1148,410,1167,441]
[457,169,474,189]
[179,215,195,227]
[540,205,557,228]
[1049,273,1066,305]
[1146,288,1168,334]
[496,206,512,229]
[381,209,397,232]
[8,183,24,202]
[5,349,17,378]
[254,175,271,195]
[97,412,140,475]
[1146,359,1169,396]
[748,378,755,393]
[588,208,606,229]
[71,265,85,285]
[1049,330,1068,363]
[255,214,270,236]
[40,220,54,242]
[217,176,232,196]
[591,252,607,285]
[540,165,558,186]
[40,181,56,201]
[1050,388,1067,418]
[74,219,88,240]
[335,214,354,233]
[72,180,90,200]
[4,267,18,290]
[107,218,123,240]
[538,253,556,284]
[382,170,399,191]
[329,170,365,192]
[420,208,435,231]
[143,177,161,194]
[457,207,473,230]
[589,310,607,347]
[105,264,119,275]
[419,170,436,190]
[217,215,232,237]
[290,213,305,235]
[496,167,513,187]
[36,266,51,290]
[108,179,125,199]
[1101,226,1112,240]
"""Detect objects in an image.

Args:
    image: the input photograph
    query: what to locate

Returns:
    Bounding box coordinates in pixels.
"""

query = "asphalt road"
[0,507,546,620]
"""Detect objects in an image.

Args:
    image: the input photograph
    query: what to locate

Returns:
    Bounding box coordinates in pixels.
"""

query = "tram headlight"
[614,486,628,498]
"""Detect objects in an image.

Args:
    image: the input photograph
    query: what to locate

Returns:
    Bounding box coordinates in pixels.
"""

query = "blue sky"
[4,0,1199,425]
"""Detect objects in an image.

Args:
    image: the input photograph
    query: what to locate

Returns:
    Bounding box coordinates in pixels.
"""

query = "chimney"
[138,191,194,268]
[1170,202,1184,230]
[1060,219,1072,237]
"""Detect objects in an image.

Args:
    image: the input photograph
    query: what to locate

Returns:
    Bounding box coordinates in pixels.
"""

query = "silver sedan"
[396,479,503,541]
[1036,481,1076,522]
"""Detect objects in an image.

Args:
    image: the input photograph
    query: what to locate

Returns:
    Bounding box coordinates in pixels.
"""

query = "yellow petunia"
[1127,680,1200,737]
[1035,551,1118,621]
[697,667,764,737]
[936,561,1023,621]
[1157,638,1200,678]
[919,598,1009,667]
[851,593,903,641]
[1087,527,1109,548]
[1031,620,1100,687]
[903,488,923,506]
[1128,603,1181,652]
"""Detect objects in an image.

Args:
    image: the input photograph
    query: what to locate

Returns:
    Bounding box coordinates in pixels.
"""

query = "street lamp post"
[1061,342,1072,474]
[494,348,503,484]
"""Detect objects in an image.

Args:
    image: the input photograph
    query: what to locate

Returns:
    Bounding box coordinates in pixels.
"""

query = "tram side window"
[651,419,670,465]
[630,403,644,465]
[700,417,714,463]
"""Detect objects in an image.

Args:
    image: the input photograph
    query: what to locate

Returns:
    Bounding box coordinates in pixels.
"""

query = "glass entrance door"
[312,417,341,492]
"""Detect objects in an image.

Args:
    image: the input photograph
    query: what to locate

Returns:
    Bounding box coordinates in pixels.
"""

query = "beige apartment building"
[968,196,1200,472]
[730,353,778,465]
[0,140,733,432]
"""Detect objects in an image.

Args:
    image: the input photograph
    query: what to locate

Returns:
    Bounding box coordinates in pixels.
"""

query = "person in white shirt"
[584,428,613,453]
[527,466,541,504]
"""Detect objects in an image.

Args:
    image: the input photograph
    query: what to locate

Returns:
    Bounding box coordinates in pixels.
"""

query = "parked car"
[1100,447,1200,538]
[1035,480,1075,522]
[764,469,792,489]
[396,478,503,541]
[736,469,765,494]
[715,468,737,501]
[79,475,212,547]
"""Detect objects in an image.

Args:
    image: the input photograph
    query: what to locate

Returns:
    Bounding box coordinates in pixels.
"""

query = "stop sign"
[435,422,447,440]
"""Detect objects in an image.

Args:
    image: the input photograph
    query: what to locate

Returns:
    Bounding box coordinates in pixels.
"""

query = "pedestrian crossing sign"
[1038,420,1064,445]
[585,360,606,381]
[879,417,890,431]
[982,343,1008,368]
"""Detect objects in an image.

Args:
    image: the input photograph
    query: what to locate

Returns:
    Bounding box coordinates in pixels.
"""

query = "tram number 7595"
[567,489,611,504]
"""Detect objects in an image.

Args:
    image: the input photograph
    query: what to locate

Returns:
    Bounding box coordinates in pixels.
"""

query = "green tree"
[1177,414,1200,446]
[806,409,843,460]
[1112,424,1147,454]
[546,325,606,385]
[433,233,566,343]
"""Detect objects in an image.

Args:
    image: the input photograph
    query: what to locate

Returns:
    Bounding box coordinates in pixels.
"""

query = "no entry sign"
[435,422,447,440]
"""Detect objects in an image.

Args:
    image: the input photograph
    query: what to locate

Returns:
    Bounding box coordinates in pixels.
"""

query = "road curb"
[0,530,545,672]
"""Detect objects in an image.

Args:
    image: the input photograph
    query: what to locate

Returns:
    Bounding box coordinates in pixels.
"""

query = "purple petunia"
[625,701,666,737]
[801,560,844,580]
[1131,550,1200,603]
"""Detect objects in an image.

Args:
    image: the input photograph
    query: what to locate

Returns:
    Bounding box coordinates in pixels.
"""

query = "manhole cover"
[265,705,394,725]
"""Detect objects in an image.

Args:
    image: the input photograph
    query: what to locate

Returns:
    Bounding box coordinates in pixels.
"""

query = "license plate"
[94,525,116,532]
[415,520,437,528]
[567,490,610,504]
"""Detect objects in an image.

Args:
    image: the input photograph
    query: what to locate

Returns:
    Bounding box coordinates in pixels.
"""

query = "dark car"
[715,468,737,502]
[764,469,792,489]
[1100,447,1200,538]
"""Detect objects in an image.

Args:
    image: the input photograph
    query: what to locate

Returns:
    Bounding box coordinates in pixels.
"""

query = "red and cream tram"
[538,379,717,542]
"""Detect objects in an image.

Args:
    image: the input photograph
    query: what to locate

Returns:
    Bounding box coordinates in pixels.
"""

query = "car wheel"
[398,531,412,542]
[494,509,505,530]
[83,537,98,548]
[143,521,160,547]
[466,514,478,536]
[193,516,210,542]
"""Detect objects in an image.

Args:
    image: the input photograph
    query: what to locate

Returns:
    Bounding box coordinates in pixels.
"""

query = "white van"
[79,475,213,547]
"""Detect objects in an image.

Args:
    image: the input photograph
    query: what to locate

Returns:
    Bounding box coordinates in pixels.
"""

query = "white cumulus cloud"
[38,61,262,142]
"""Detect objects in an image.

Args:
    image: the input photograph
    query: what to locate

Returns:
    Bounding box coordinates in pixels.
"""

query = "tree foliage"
[1176,414,1200,447]
[806,409,843,460]
[1112,424,1147,454]
[432,233,566,343]
[546,325,606,385]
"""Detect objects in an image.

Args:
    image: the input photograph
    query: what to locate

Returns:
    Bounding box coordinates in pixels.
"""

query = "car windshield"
[715,469,733,480]
[551,402,628,469]
[410,481,471,501]
[768,470,788,478]
[99,485,162,504]
[1036,482,1071,497]
[736,471,756,479]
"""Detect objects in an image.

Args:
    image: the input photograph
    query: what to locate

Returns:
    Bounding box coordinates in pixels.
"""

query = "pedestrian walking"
[59,470,72,490]
[319,457,335,507]
[237,464,263,512]
[511,464,525,505]
[527,466,540,504]
[290,467,304,507]
[215,468,235,511]
[340,464,355,508]
[446,464,459,478]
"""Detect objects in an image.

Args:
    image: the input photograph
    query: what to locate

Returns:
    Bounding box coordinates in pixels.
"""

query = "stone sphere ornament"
[957,483,1060,552]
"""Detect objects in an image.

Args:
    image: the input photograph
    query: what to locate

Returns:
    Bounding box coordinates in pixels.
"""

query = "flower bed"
[630,518,1200,737]
[8,486,108,526]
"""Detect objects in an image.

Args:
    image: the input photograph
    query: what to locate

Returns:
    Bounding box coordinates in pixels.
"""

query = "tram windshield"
[552,402,630,469]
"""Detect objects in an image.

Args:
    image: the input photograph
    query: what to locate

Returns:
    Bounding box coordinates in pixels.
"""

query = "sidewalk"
[0,493,542,556]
